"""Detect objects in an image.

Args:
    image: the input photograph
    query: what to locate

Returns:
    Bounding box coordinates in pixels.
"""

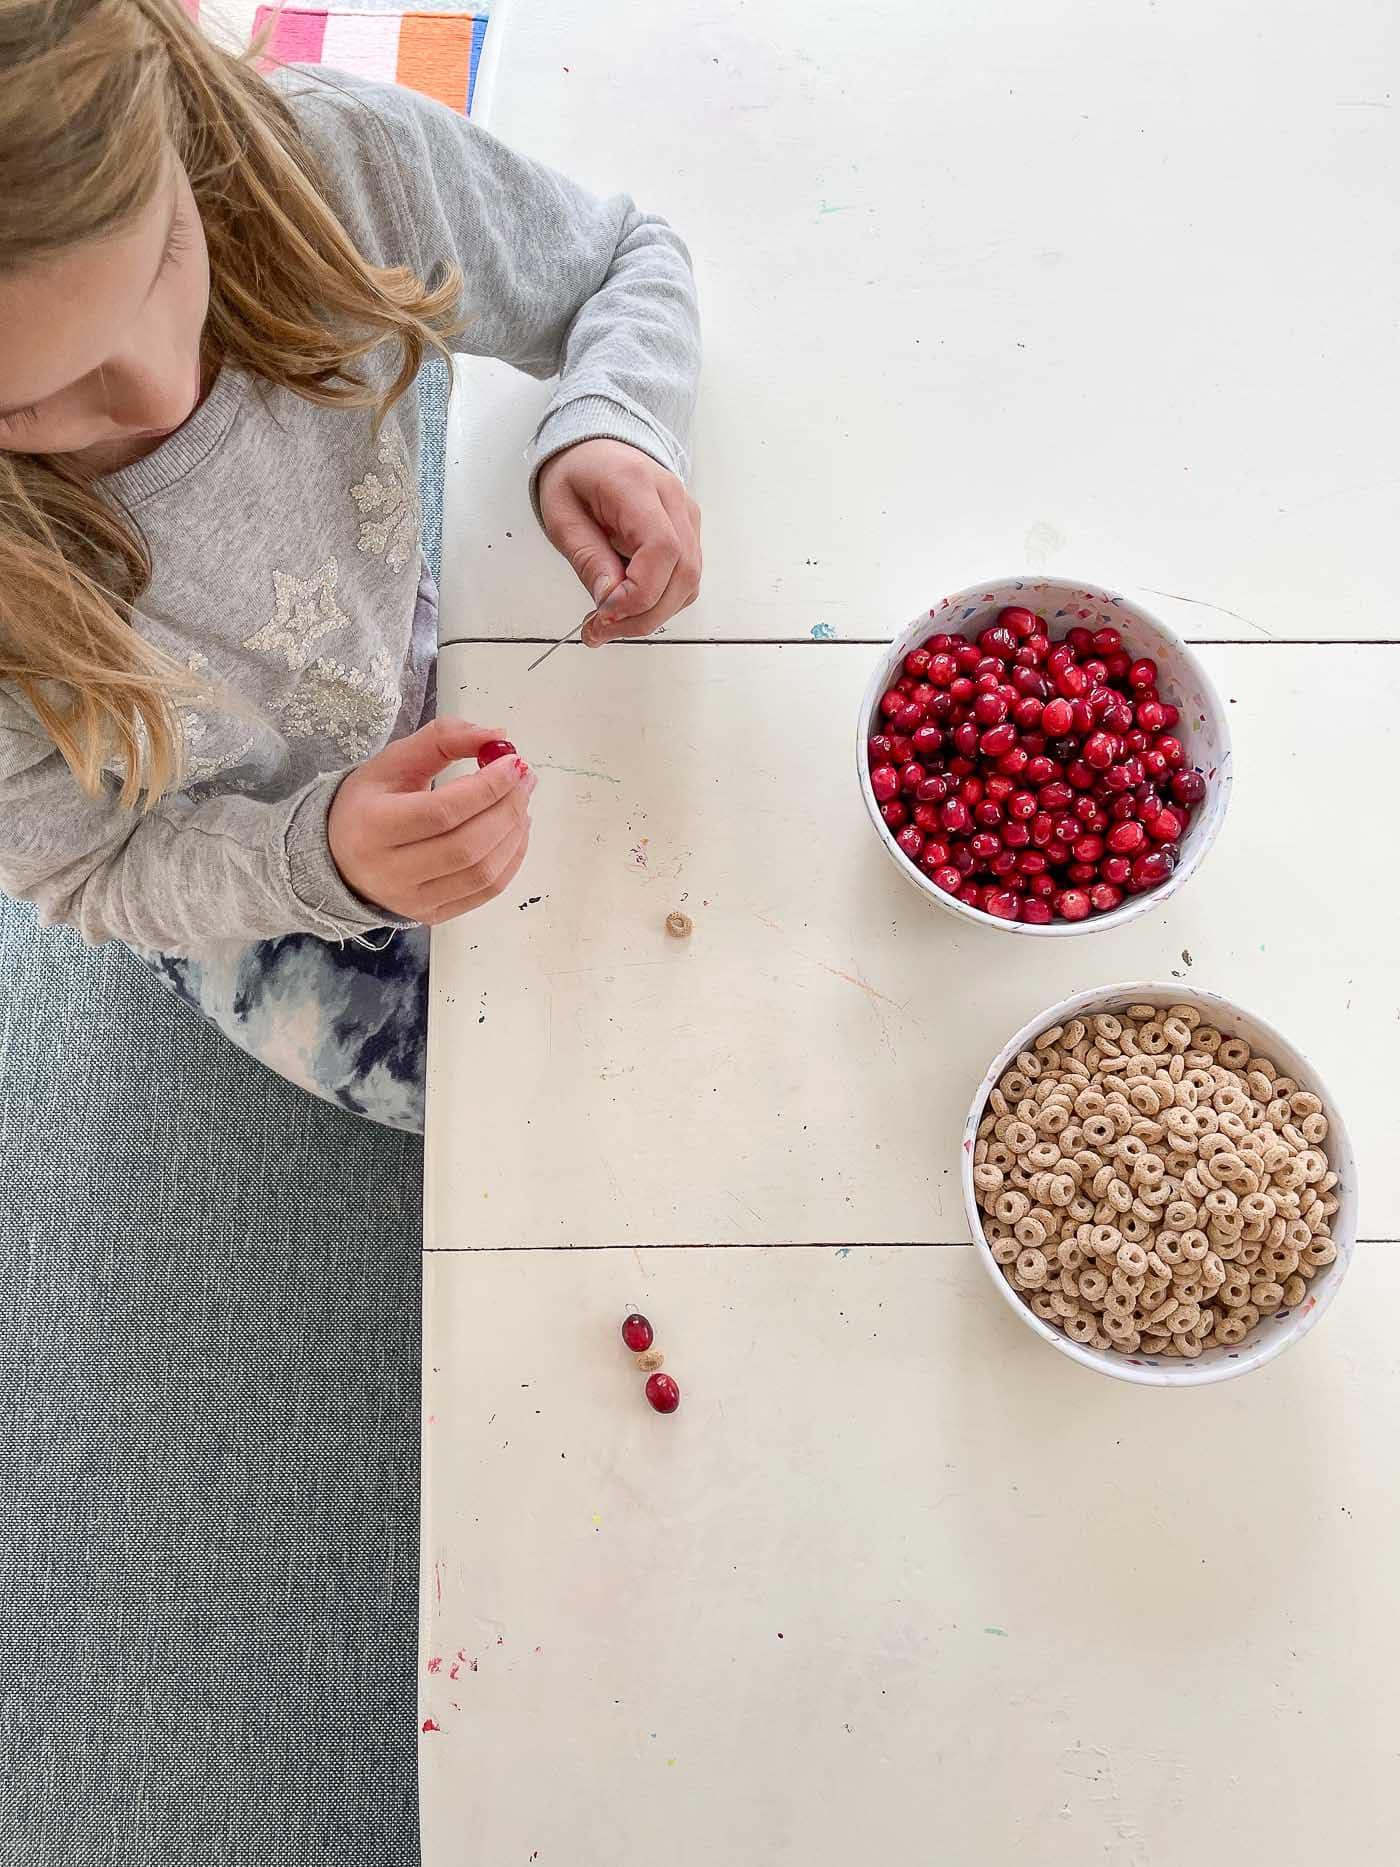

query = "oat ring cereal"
[974,1005,1340,1358]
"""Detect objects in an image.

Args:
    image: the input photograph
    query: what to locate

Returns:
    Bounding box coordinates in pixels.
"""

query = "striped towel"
[250,8,488,114]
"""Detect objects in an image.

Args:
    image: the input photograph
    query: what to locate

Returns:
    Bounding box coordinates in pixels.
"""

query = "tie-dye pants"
[138,570,441,1134]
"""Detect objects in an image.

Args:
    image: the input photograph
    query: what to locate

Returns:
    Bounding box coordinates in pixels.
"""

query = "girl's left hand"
[537,438,702,647]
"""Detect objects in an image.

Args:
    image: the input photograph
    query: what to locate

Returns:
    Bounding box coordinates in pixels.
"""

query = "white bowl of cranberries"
[858,578,1233,933]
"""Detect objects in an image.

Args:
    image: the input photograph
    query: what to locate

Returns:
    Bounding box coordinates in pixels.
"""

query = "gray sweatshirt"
[0,67,699,953]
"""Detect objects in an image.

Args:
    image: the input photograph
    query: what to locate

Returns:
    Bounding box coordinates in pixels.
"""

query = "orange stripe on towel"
[395,13,474,115]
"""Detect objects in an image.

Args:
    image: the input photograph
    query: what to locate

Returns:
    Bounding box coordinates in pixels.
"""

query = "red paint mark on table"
[426,1657,442,1674]
[434,1562,443,1604]
[421,1719,441,1734]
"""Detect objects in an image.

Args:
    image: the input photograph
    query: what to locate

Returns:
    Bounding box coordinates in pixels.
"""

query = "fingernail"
[600,580,632,616]
[592,574,614,604]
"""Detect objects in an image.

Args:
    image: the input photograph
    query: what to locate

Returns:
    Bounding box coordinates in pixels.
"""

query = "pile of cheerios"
[972,1003,1340,1358]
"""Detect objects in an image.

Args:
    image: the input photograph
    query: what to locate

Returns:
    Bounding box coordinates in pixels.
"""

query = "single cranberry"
[1022,731,1049,757]
[1110,793,1138,822]
[951,843,975,874]
[1021,897,1054,925]
[1008,789,1038,822]
[1104,650,1130,680]
[912,723,944,760]
[880,799,910,830]
[930,864,962,892]
[1053,813,1081,845]
[1102,762,1134,794]
[958,879,985,907]
[1124,727,1150,754]
[1017,849,1049,875]
[989,849,1018,877]
[1071,833,1105,863]
[969,830,1002,862]
[940,797,973,835]
[1066,861,1097,885]
[1149,806,1184,842]
[980,723,1018,757]
[1089,881,1123,914]
[1137,698,1167,734]
[929,652,958,686]
[1083,731,1119,770]
[1003,821,1031,848]
[1091,626,1122,654]
[1066,626,1095,654]
[1028,874,1056,900]
[868,733,895,767]
[1030,811,1055,846]
[645,1372,681,1414]
[1039,780,1073,813]
[985,774,1015,801]
[928,690,955,721]
[893,701,923,734]
[1056,888,1091,921]
[954,721,980,758]
[1012,696,1044,730]
[477,739,518,767]
[1082,659,1108,687]
[1023,634,1050,664]
[1024,755,1058,786]
[1066,696,1092,735]
[973,690,1009,726]
[1011,664,1046,697]
[896,824,926,861]
[950,676,975,704]
[974,668,1002,692]
[889,734,914,764]
[622,1313,654,1352]
[899,761,924,794]
[912,803,941,833]
[998,605,1039,638]
[972,799,1003,829]
[984,889,1021,921]
[1128,657,1158,690]
[1143,748,1170,780]
[978,623,1019,659]
[948,755,975,777]
[1159,702,1180,728]
[911,683,937,711]
[1074,794,1102,825]
[1046,642,1074,674]
[897,677,916,696]
[1043,840,1072,866]
[879,689,904,719]
[871,766,899,803]
[1041,697,1074,736]
[1170,769,1207,806]
[908,649,935,679]
[959,776,985,806]
[1107,819,1147,855]
[1102,855,1131,885]
[1130,848,1176,890]
[915,773,949,803]
[1103,694,1135,733]
[997,746,1031,776]
[918,842,950,875]
[1137,791,1165,823]
[1154,734,1185,768]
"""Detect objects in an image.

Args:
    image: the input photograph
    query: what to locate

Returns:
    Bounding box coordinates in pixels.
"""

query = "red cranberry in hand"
[476,740,518,767]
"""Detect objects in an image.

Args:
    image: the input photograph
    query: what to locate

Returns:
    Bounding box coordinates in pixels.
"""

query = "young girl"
[0,0,701,1133]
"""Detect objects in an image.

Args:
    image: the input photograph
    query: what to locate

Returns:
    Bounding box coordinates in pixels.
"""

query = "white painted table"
[422,2,1400,1860]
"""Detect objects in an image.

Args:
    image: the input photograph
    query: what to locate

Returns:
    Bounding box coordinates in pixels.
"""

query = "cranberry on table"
[622,1313,654,1352]
[645,1372,681,1414]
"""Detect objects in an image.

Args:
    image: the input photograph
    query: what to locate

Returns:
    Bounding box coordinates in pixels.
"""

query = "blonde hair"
[0,0,460,804]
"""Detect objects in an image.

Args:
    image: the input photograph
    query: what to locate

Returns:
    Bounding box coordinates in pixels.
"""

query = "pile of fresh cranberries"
[867,606,1208,925]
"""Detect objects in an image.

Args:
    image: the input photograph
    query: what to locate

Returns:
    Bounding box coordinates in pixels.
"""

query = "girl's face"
[0,156,210,474]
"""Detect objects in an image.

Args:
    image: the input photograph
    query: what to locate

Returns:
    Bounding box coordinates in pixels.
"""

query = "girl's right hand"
[328,719,536,925]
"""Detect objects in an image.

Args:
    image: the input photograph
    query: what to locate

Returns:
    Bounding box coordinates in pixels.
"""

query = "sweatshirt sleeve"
[0,698,403,953]
[292,72,701,495]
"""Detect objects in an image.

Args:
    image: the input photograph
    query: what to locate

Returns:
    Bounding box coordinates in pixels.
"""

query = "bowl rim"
[960,980,1358,1387]
[857,576,1234,937]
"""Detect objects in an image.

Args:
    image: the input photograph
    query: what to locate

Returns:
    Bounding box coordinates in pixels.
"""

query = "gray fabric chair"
[0,368,448,1865]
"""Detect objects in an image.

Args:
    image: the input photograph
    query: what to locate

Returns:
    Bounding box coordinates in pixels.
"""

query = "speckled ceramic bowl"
[961,983,1357,1387]
[857,577,1233,936]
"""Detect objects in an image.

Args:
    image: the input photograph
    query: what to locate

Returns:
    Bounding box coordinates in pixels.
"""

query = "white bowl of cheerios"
[961,983,1357,1386]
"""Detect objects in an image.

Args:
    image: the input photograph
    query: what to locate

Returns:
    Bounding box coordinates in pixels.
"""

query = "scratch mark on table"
[820,962,902,1009]
[535,761,621,784]
[1139,587,1266,633]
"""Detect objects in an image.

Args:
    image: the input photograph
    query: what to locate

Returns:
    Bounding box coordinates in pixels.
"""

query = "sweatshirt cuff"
[526,392,689,520]
[284,772,416,939]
